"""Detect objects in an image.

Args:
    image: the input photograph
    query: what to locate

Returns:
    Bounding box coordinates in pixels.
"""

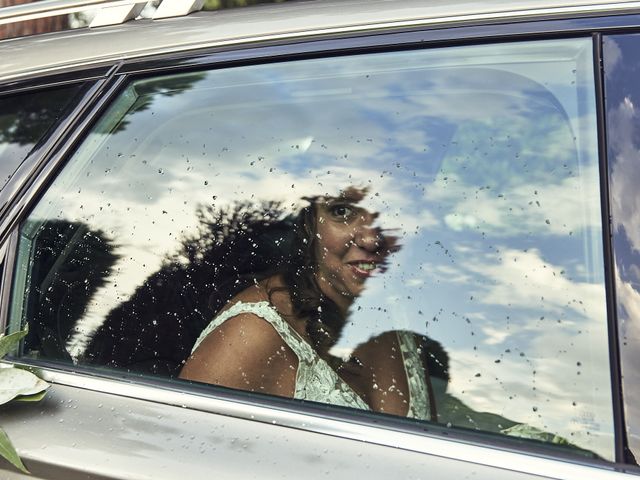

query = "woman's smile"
[313,190,393,311]
[346,259,379,278]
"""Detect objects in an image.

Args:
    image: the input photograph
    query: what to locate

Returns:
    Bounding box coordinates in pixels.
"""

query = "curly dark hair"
[271,201,345,354]
[83,198,347,374]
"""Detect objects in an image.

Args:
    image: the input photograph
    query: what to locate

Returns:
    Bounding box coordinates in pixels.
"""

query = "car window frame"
[0,14,637,476]
[0,68,118,242]
[601,30,640,466]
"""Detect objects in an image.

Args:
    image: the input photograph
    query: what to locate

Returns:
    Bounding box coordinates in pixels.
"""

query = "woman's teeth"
[355,263,375,271]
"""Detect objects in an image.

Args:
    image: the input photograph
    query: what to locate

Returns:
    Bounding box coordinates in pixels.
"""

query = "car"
[0,0,639,478]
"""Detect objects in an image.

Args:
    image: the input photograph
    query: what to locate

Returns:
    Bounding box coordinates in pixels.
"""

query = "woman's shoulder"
[193,274,296,356]
[202,308,286,347]
[223,274,295,316]
[184,274,303,365]
[179,307,299,394]
[180,307,297,376]
[224,281,269,306]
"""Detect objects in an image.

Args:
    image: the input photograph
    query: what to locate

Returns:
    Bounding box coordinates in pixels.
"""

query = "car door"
[0,6,639,480]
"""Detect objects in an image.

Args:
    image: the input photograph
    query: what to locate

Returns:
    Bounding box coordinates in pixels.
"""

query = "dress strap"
[397,331,432,420]
[191,301,315,363]
[193,301,369,410]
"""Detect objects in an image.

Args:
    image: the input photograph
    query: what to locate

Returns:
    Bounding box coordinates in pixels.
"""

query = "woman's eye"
[330,205,354,218]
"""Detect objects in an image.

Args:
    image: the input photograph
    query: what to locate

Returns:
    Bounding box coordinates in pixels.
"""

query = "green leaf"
[0,368,49,406]
[0,327,28,359]
[14,390,47,402]
[0,426,28,473]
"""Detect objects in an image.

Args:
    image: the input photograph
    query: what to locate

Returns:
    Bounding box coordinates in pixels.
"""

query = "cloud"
[465,247,605,318]
[447,344,612,459]
[425,162,602,238]
[614,266,640,454]
[609,95,640,254]
[604,38,623,79]
[479,325,509,345]
[412,244,612,458]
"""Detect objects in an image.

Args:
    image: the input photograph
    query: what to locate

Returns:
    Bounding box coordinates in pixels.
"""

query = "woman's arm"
[179,312,299,398]
[345,330,411,416]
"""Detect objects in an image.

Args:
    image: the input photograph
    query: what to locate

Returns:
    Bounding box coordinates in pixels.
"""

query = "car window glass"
[10,38,612,459]
[0,84,83,189]
[604,33,640,464]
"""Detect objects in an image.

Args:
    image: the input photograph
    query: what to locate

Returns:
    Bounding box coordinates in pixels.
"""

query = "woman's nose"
[354,225,382,252]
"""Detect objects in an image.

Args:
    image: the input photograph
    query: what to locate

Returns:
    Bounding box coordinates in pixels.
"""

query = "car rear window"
[0,84,83,190]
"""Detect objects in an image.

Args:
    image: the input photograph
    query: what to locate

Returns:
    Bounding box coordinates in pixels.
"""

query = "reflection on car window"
[0,84,83,189]
[604,33,640,464]
[11,38,612,458]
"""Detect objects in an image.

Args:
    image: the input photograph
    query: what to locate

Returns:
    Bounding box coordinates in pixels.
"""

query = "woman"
[180,187,432,417]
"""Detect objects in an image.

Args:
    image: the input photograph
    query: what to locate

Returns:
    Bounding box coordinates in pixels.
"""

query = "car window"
[604,33,640,464]
[0,84,84,190]
[9,38,612,459]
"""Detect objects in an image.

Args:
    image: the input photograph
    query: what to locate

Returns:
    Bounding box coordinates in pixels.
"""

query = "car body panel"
[0,368,627,480]
[1,1,640,479]
[2,0,640,83]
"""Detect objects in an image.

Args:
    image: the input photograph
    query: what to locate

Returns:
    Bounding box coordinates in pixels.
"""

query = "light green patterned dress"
[192,301,431,420]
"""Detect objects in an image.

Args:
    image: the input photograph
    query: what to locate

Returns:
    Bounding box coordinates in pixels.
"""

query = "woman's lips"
[347,261,378,278]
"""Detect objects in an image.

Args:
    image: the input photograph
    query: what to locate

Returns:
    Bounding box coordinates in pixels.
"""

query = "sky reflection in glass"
[23,38,611,458]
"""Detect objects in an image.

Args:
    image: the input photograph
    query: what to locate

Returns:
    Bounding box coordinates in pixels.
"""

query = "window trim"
[5,359,634,480]
[0,69,126,249]
[0,81,100,215]
[115,13,640,78]
[0,232,18,340]
[0,65,114,96]
[593,32,628,465]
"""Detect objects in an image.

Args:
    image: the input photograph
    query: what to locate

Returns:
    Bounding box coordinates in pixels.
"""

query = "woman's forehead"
[315,186,369,205]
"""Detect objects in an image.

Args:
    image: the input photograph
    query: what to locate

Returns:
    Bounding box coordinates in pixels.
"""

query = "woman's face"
[313,189,396,311]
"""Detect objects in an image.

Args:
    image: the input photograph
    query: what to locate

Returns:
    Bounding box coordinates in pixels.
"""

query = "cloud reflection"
[19,37,612,458]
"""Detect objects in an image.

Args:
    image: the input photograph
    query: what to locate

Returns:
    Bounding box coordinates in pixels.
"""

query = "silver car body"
[0,1,638,478]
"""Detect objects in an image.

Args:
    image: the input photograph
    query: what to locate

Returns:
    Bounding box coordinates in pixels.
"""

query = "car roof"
[1,0,639,82]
